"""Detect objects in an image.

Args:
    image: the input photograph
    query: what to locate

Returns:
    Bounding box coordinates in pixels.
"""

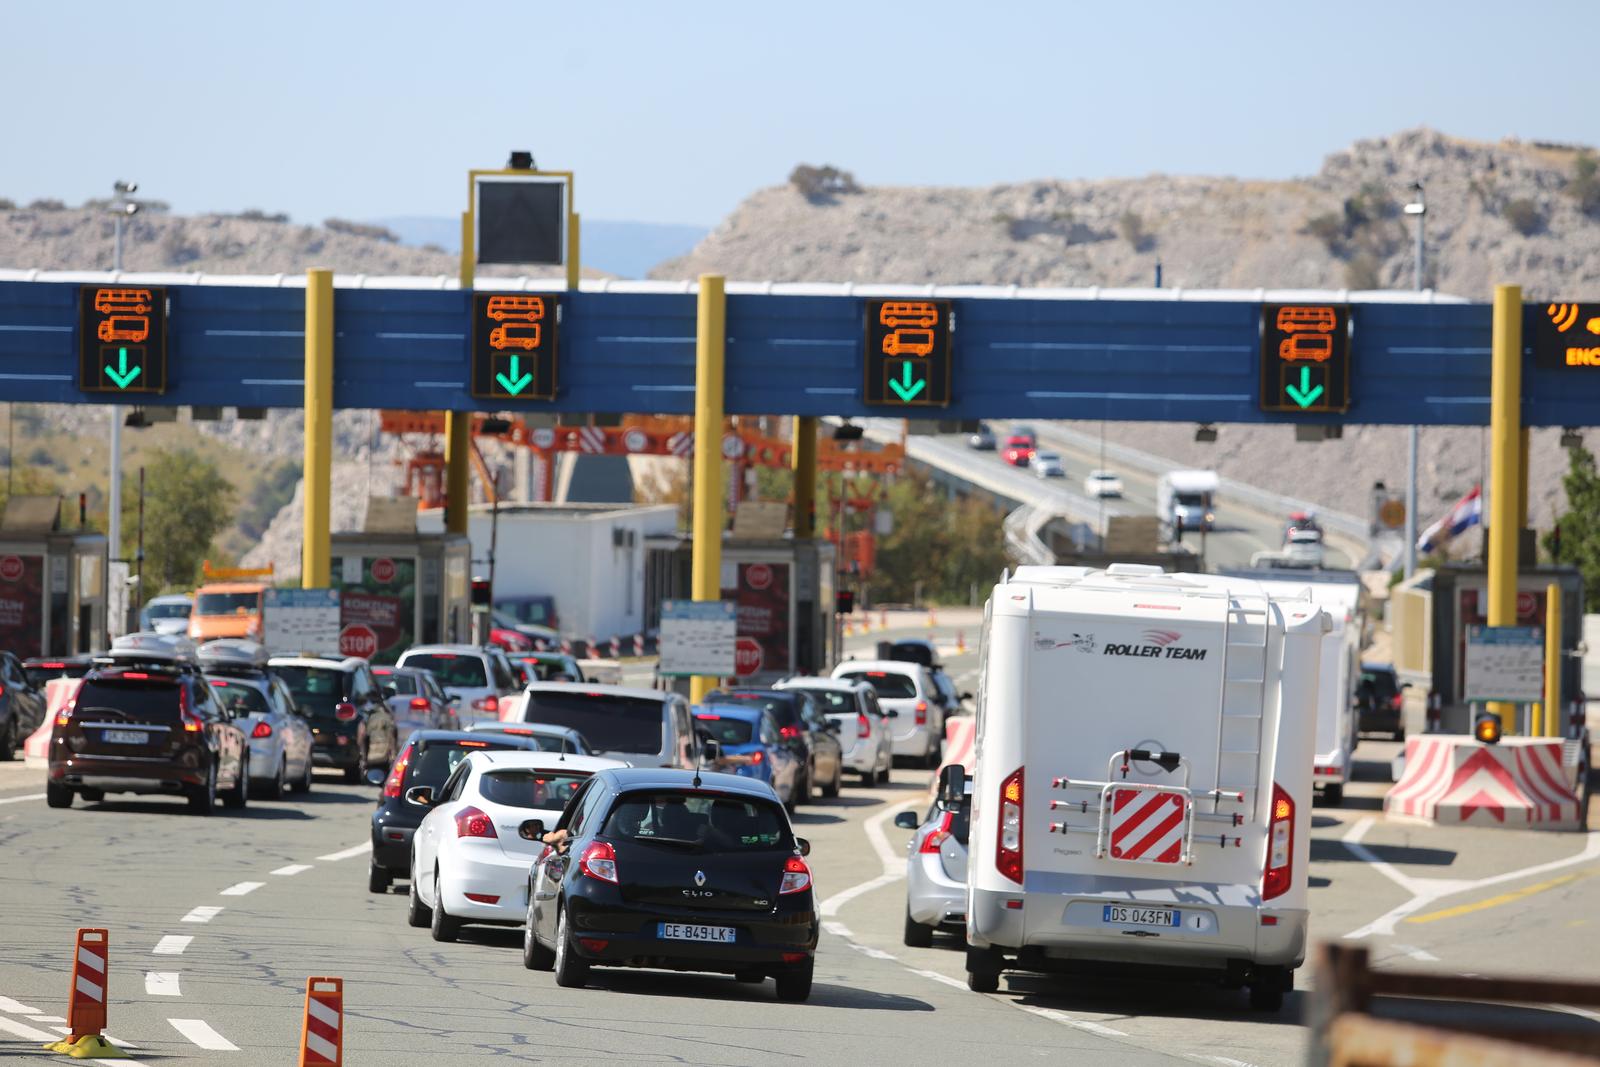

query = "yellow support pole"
[792,416,817,539]
[459,210,474,290]
[1518,427,1530,531]
[1545,582,1563,737]
[1487,284,1523,735]
[302,269,334,589]
[567,212,581,291]
[445,413,471,536]
[690,275,726,705]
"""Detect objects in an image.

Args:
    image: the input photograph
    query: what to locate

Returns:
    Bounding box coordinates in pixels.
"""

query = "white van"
[962,564,1326,1011]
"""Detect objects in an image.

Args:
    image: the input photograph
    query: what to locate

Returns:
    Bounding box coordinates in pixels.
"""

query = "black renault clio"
[522,767,819,1001]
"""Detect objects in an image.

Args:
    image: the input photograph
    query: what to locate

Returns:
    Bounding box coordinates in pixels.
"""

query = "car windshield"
[207,678,269,716]
[603,791,789,852]
[838,670,918,700]
[694,713,756,745]
[704,691,801,729]
[1035,452,1059,462]
[1362,670,1400,699]
[790,688,853,713]
[195,592,259,615]
[1090,470,1115,480]
[76,678,181,723]
[1175,492,1207,506]
[273,665,345,718]
[521,691,665,754]
[146,602,191,619]
[376,671,418,695]
[402,653,487,689]
[478,769,589,810]
[405,739,519,787]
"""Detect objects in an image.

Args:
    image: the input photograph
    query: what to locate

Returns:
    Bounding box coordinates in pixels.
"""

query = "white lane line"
[316,842,371,862]
[1191,1057,1259,1067]
[152,935,192,955]
[909,967,969,990]
[271,863,313,876]
[219,881,264,897]
[844,941,898,961]
[0,793,45,806]
[1391,943,1440,963]
[0,1015,63,1041]
[821,920,852,937]
[1019,1005,1129,1038]
[181,906,223,924]
[0,995,42,1014]
[819,801,914,916]
[145,971,181,996]
[168,1018,239,1051]
[26,1014,66,1024]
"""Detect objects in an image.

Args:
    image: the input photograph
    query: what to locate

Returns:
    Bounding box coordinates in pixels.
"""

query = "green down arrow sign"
[105,346,141,390]
[1284,366,1324,409]
[888,362,926,402]
[496,354,533,396]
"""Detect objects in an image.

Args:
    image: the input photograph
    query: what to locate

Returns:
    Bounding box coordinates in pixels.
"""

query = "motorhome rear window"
[838,670,917,700]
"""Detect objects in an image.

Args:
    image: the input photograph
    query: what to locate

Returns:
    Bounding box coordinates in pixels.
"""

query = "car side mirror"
[1400,682,1413,690]
[366,768,387,787]
[823,720,840,733]
[700,738,722,763]
[446,694,461,704]
[381,685,397,698]
[404,786,433,807]
[960,692,974,702]
[518,818,546,841]
[885,709,899,718]
[893,811,919,830]
[795,837,811,858]
[938,763,966,806]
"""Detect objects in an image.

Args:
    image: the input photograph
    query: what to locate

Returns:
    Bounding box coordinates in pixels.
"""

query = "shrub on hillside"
[1118,210,1154,252]
[1304,212,1343,247]
[238,208,290,223]
[1502,198,1543,236]
[788,164,860,204]
[0,198,14,210]
[1344,253,1382,290]
[1568,153,1600,217]
[323,218,399,243]
[28,198,65,211]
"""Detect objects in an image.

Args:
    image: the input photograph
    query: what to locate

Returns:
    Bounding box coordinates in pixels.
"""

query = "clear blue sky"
[4,1,1596,227]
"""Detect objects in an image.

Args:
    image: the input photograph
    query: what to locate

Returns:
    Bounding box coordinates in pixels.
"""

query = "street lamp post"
[106,182,140,634]
[1402,182,1426,578]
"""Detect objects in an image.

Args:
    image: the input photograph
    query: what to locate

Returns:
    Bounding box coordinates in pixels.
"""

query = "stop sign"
[370,557,397,584]
[339,624,379,659]
[734,637,763,676]
[745,563,772,590]
[1516,591,1538,618]
[0,556,22,582]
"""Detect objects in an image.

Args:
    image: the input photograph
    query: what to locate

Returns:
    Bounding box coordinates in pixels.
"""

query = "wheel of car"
[430,868,460,942]
[262,756,287,801]
[523,903,554,971]
[1392,727,1406,743]
[45,783,73,809]
[903,907,935,948]
[924,737,942,770]
[773,957,813,1003]
[965,947,1001,993]
[552,902,590,988]
[222,754,249,809]
[298,753,315,793]
[0,717,15,761]
[368,861,391,895]
[343,751,364,784]
[1322,783,1344,807]
[406,867,431,928]
[188,762,217,816]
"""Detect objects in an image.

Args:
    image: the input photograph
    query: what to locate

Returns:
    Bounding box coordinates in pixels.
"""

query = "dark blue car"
[694,706,801,809]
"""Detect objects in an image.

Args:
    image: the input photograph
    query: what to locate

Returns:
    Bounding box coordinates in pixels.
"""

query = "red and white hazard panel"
[1105,786,1190,864]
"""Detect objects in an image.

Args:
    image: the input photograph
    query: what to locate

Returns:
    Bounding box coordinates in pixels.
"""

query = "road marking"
[0,1015,62,1041]
[271,864,312,876]
[1391,943,1440,963]
[844,941,898,961]
[1191,1057,1259,1067]
[0,995,41,1014]
[145,972,180,996]
[26,1015,66,1024]
[909,967,968,990]
[51,1024,143,1049]
[820,801,914,916]
[1406,872,1583,925]
[821,921,852,937]
[0,793,45,805]
[317,842,371,862]
[168,1018,239,1051]
[181,906,223,924]
[219,881,263,897]
[152,935,192,955]
[1019,1005,1129,1038]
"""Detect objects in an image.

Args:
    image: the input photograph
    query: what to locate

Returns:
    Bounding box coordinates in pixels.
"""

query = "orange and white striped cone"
[957,630,966,654]
[299,977,343,1066]
[879,609,888,631]
[44,927,126,1058]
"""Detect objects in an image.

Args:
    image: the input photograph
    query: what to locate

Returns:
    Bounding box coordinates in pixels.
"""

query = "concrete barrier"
[1385,734,1582,830]
[23,677,79,764]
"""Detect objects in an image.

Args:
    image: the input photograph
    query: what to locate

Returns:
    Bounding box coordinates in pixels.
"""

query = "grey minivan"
[510,682,698,769]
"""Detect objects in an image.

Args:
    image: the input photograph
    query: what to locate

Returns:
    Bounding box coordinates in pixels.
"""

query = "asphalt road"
[1,620,1596,1064]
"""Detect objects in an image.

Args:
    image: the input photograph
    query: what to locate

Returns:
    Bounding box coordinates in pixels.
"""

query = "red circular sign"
[734,637,764,676]
[0,556,22,582]
[745,563,772,591]
[370,558,396,584]
[339,624,379,659]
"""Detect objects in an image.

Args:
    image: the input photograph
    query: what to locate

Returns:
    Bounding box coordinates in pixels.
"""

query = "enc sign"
[471,293,559,401]
[1258,304,1350,414]
[78,285,167,395]
[1528,302,1600,369]
[863,298,953,407]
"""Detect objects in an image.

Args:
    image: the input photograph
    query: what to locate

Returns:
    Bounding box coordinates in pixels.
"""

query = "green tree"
[1544,443,1600,604]
[870,472,1009,604]
[122,448,236,594]
[0,464,60,517]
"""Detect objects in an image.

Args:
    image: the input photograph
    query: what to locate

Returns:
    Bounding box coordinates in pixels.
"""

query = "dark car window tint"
[275,666,346,718]
[406,741,513,787]
[379,672,418,696]
[403,654,488,689]
[208,679,269,717]
[694,714,756,746]
[603,791,788,851]
[75,679,181,723]
[478,769,590,810]
[519,655,581,682]
[704,691,801,730]
[521,692,665,754]
[795,688,853,713]
[837,670,918,700]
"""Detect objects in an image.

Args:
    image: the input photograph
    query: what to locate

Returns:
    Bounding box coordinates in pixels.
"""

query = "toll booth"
[329,529,472,665]
[644,536,838,685]
[0,495,108,657]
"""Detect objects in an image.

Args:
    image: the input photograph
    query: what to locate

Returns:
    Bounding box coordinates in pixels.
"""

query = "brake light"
[54,682,82,728]
[857,712,870,735]
[749,750,765,764]
[122,672,150,680]
[915,700,928,726]
[1263,783,1295,901]
[779,854,812,895]
[779,725,800,739]
[579,841,618,883]
[695,713,722,720]
[920,811,954,854]
[453,805,497,839]
[1389,694,1404,711]
[430,653,458,659]
[409,697,431,711]
[472,695,499,713]
[501,726,534,736]
[209,679,229,687]
[383,742,413,798]
[464,893,500,904]
[178,684,203,733]
[334,701,358,721]
[996,767,1024,884]
[251,721,273,739]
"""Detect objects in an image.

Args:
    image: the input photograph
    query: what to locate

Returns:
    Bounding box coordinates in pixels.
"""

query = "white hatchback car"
[774,677,894,785]
[407,750,626,941]
[1083,469,1124,498]
[396,645,522,725]
[830,660,944,768]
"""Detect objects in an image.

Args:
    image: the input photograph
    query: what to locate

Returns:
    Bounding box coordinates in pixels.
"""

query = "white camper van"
[962,564,1326,1010]
[1156,470,1219,538]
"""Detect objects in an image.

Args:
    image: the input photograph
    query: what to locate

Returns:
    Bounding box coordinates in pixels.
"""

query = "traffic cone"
[43,928,126,1059]
[299,977,344,1066]
[957,630,967,654]
[879,608,888,631]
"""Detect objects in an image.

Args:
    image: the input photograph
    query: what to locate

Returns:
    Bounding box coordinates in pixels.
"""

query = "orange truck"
[187,581,268,641]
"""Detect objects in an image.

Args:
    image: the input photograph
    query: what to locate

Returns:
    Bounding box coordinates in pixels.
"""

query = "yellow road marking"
[1405,872,1583,925]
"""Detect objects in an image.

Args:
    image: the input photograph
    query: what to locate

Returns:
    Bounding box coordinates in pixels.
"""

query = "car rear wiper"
[631,835,704,850]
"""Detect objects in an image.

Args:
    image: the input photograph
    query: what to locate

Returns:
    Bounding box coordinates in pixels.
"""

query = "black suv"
[270,655,397,782]
[0,651,48,759]
[703,688,843,805]
[47,637,249,814]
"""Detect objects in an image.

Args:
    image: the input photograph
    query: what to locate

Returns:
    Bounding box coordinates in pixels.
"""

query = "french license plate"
[102,729,146,745]
[658,922,736,943]
[1103,905,1178,928]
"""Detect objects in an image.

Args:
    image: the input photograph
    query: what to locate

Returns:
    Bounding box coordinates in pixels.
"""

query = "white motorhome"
[1156,470,1219,537]
[962,564,1326,1010]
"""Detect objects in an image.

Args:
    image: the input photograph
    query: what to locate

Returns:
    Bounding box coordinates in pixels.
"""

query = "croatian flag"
[1416,486,1483,553]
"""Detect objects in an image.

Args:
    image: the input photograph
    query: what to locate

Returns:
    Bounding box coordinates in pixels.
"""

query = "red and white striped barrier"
[24,677,79,762]
[299,976,343,1066]
[634,633,646,657]
[43,927,125,1058]
[1385,734,1582,830]
[942,716,976,772]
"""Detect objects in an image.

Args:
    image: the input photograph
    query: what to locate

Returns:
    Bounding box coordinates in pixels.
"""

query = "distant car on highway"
[1356,662,1408,742]
[407,750,621,941]
[1030,450,1065,478]
[140,594,194,635]
[0,651,46,760]
[371,665,459,740]
[967,422,996,451]
[1001,434,1035,468]
[270,653,398,783]
[694,706,801,806]
[188,582,266,642]
[1011,425,1038,447]
[396,645,522,725]
[521,767,819,1001]
[197,639,314,799]
[1083,469,1124,498]
[895,771,972,946]
[773,676,893,786]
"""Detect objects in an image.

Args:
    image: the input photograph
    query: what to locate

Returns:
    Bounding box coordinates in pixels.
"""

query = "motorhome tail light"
[779,854,812,895]
[409,697,431,711]
[334,701,359,722]
[579,841,618,884]
[915,700,928,726]
[251,721,273,739]
[383,742,414,798]
[473,695,499,714]
[920,811,954,854]
[1262,784,1294,901]
[178,684,204,733]
[453,805,497,839]
[997,767,1024,884]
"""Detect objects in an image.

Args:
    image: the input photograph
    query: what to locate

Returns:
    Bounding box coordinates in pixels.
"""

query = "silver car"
[773,677,894,785]
[894,778,971,947]
[196,640,315,799]
[372,665,459,741]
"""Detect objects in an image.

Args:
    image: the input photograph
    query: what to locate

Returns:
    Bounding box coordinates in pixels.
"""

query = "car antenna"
[693,741,706,789]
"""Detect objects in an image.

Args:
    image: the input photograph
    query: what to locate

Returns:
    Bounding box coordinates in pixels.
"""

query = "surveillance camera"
[124,203,139,216]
